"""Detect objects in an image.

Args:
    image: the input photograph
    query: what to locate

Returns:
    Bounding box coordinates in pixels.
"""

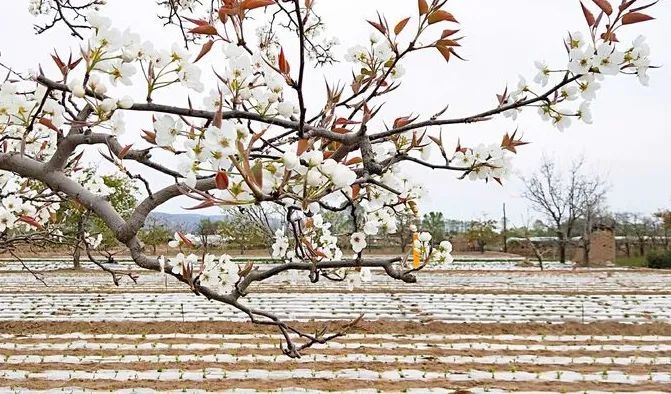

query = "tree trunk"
[72,218,84,270]
[558,234,567,264]
[582,240,590,267]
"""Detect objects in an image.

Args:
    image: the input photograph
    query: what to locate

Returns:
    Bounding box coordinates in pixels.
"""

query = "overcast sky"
[1,1,669,226]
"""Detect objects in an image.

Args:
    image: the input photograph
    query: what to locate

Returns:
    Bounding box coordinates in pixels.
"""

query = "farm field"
[1,259,670,393]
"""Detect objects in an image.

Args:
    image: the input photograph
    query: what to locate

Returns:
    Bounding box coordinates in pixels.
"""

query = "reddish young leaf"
[345,157,363,166]
[51,53,67,76]
[418,0,429,15]
[618,0,636,12]
[367,20,387,34]
[251,161,263,189]
[351,184,361,200]
[441,29,460,38]
[241,0,275,10]
[297,138,309,155]
[215,171,229,189]
[427,10,458,24]
[18,215,44,230]
[436,39,460,47]
[331,127,352,134]
[189,24,218,35]
[393,116,414,129]
[184,17,209,26]
[435,45,451,63]
[38,118,59,132]
[592,0,613,15]
[178,232,195,247]
[141,129,156,144]
[278,47,291,74]
[68,57,83,71]
[630,0,659,13]
[600,31,618,42]
[334,117,361,126]
[394,17,411,35]
[621,12,655,24]
[580,2,596,27]
[194,40,215,63]
[118,144,133,159]
[184,200,216,210]
[218,6,229,23]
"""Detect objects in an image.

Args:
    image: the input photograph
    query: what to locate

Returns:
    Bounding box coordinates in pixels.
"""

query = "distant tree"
[196,218,220,254]
[422,212,446,243]
[396,211,419,253]
[219,206,277,255]
[323,211,354,236]
[521,157,606,264]
[654,210,670,250]
[138,220,172,255]
[56,171,138,268]
[466,219,498,253]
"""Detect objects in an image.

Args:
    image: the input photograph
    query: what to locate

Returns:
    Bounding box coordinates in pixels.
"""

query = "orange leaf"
[436,45,451,63]
[592,0,613,15]
[418,0,429,15]
[351,184,361,200]
[189,25,218,36]
[194,40,215,63]
[334,117,361,125]
[178,232,194,247]
[18,215,44,230]
[218,6,229,23]
[297,138,309,155]
[141,129,156,144]
[427,10,458,24]
[278,47,291,74]
[118,144,133,159]
[38,118,59,132]
[184,17,209,26]
[184,200,216,210]
[441,29,460,38]
[580,2,596,27]
[241,0,275,10]
[621,12,654,24]
[331,127,351,134]
[394,17,410,35]
[345,157,363,166]
[251,161,263,189]
[393,116,414,129]
[213,107,223,128]
[215,171,229,189]
[436,39,460,47]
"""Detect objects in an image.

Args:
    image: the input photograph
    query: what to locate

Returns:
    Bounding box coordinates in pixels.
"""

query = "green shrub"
[646,251,671,269]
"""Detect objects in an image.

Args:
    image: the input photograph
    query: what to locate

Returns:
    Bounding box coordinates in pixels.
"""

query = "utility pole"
[502,203,508,253]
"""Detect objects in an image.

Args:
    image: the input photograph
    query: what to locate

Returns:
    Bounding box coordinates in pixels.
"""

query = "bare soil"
[2,320,671,336]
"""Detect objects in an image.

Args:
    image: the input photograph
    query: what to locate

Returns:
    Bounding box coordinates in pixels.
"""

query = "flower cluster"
[505,32,653,133]
[0,174,60,233]
[429,240,454,266]
[452,144,513,182]
[166,252,240,293]
[28,0,51,16]
[0,82,62,159]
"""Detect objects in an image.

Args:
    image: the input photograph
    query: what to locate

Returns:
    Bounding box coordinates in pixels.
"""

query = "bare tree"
[522,157,607,264]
